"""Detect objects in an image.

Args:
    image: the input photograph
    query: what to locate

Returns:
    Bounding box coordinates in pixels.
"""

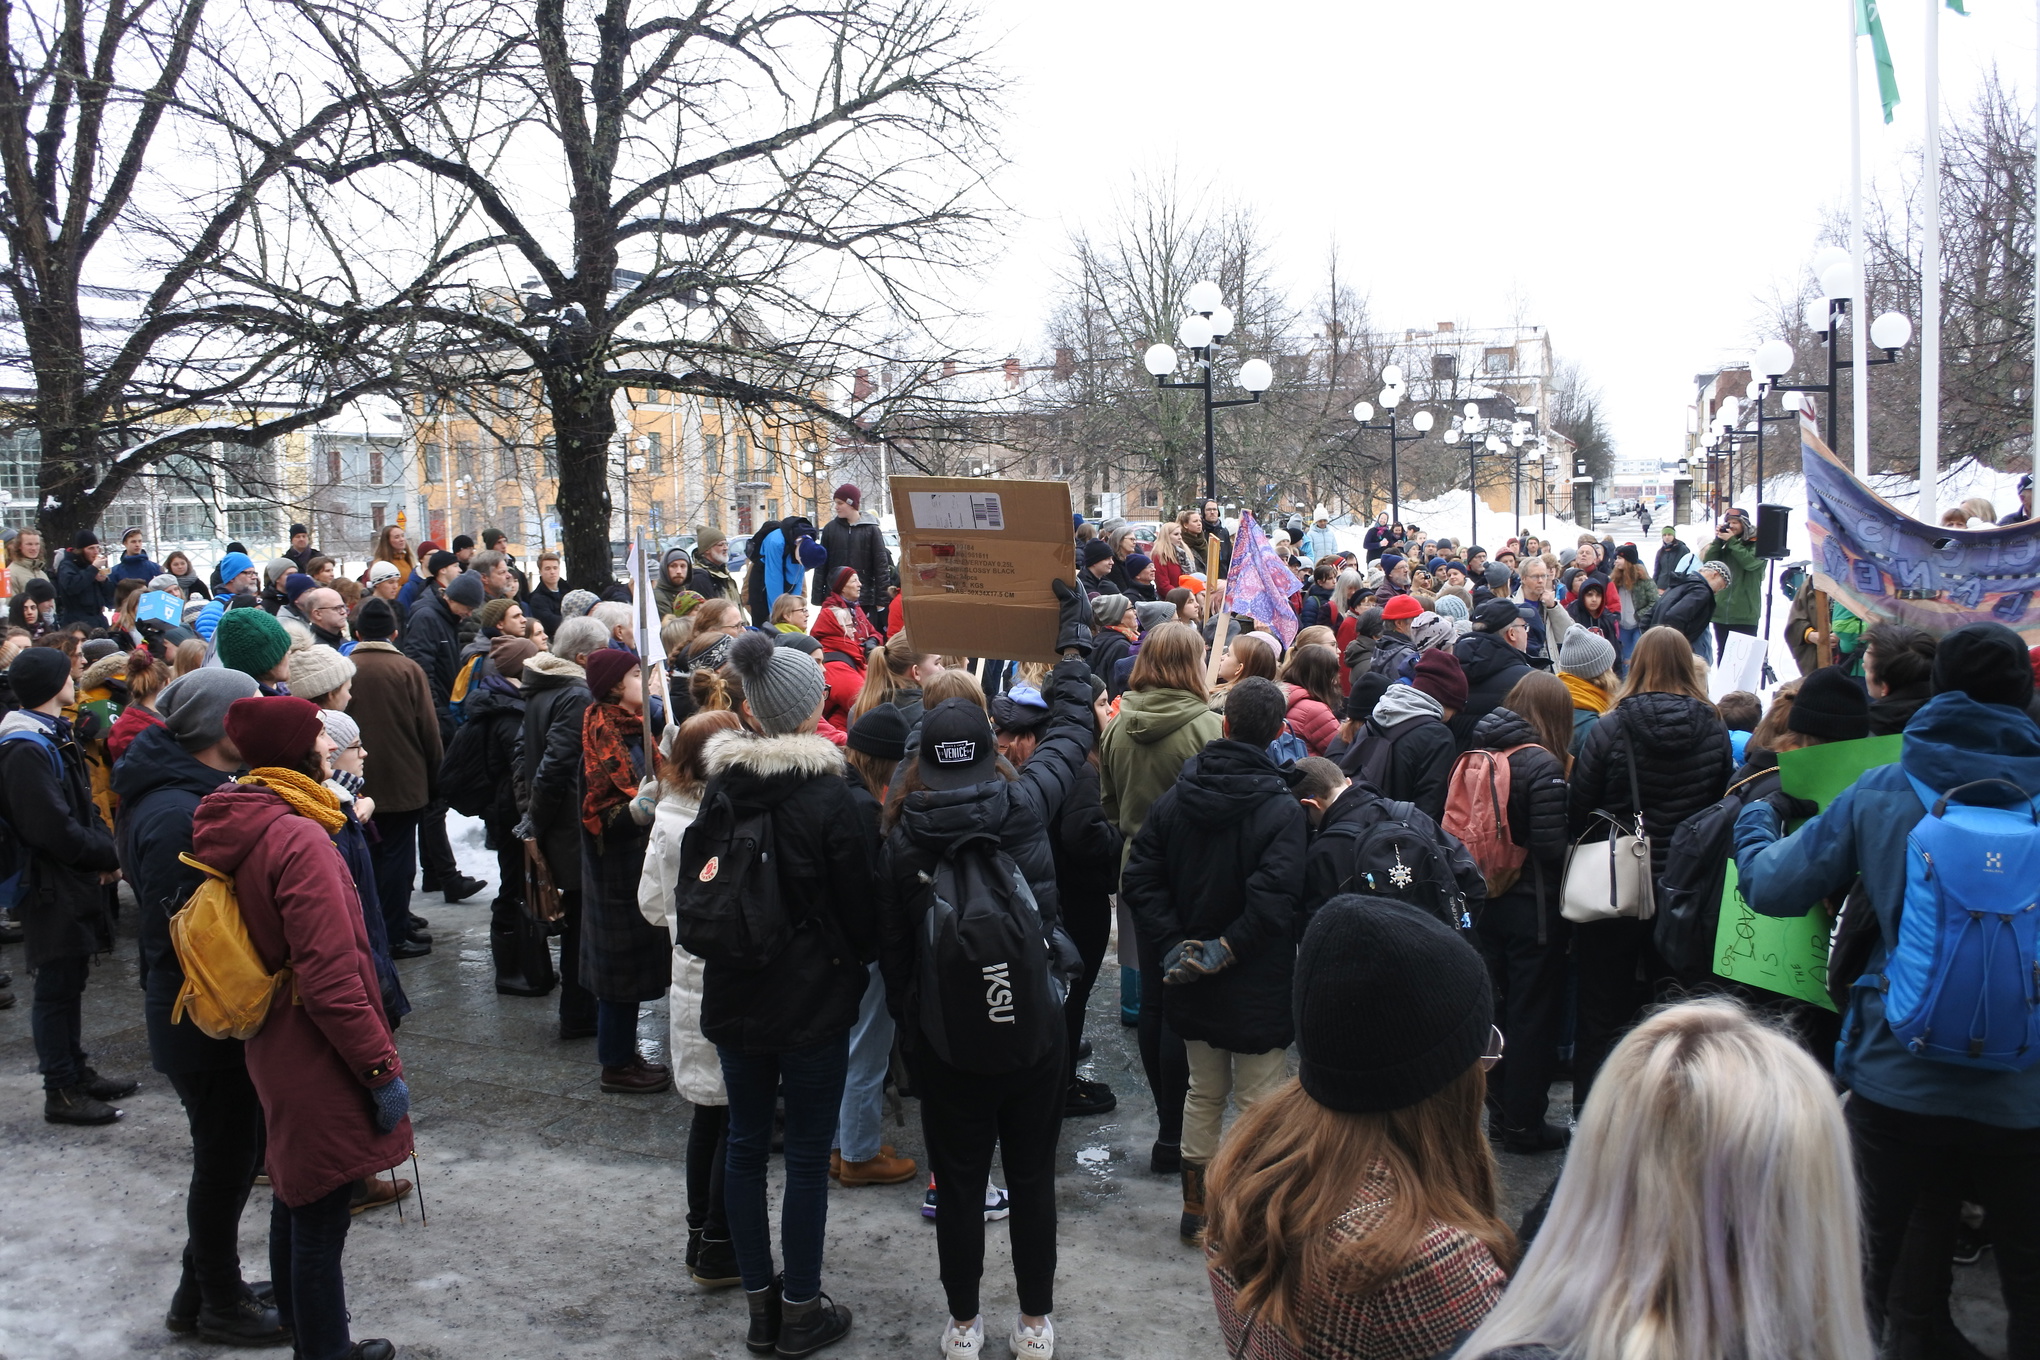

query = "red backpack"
[1442,746,1536,897]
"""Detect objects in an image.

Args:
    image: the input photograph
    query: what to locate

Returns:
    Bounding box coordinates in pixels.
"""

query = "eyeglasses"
[1480,1025,1505,1072]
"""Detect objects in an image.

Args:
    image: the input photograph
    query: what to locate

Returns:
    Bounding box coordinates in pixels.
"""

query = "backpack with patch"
[1318,794,1476,930]
[0,726,62,912]
[1265,722,1309,767]
[1442,746,1534,897]
[915,833,1063,1075]
[168,853,290,1040]
[673,787,791,969]
[1876,777,2040,1070]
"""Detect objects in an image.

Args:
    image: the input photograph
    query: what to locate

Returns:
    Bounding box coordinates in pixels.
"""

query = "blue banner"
[1802,431,2040,640]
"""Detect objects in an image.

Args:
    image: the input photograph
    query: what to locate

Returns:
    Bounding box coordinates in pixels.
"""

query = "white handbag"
[1560,716,1656,923]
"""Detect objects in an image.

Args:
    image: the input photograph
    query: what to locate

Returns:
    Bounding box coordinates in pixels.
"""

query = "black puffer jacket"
[518,653,591,885]
[1649,572,1715,645]
[1051,757,1121,914]
[402,591,464,740]
[876,658,1096,1047]
[696,729,876,1055]
[0,711,119,968]
[1450,630,1538,746]
[112,721,241,1075]
[1568,691,1733,879]
[1464,708,1570,916]
[1121,738,1309,1053]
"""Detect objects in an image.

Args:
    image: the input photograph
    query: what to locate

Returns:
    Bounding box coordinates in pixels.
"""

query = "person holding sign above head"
[1733,622,2040,1360]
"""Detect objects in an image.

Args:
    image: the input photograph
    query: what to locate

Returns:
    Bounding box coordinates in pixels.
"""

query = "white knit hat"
[290,644,356,702]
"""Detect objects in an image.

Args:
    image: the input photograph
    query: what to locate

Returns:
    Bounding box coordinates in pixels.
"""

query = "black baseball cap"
[918,697,998,790]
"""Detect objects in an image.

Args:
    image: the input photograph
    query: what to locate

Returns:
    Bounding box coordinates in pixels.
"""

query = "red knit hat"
[1381,593,1423,621]
[584,648,639,702]
[223,696,326,770]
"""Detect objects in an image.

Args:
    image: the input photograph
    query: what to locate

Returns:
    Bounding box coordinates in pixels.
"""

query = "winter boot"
[490,922,549,996]
[745,1276,783,1355]
[692,1236,742,1290]
[774,1290,852,1357]
[1179,1160,1208,1244]
[516,914,557,994]
[45,1085,120,1125]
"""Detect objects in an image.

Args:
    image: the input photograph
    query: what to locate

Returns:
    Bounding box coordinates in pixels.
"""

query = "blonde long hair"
[1457,1000,1870,1360]
[1205,1065,1514,1347]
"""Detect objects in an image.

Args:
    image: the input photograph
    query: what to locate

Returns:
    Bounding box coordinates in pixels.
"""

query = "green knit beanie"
[215,607,291,679]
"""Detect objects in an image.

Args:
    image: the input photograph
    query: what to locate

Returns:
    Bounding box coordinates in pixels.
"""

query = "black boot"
[197,1289,286,1346]
[774,1290,851,1357]
[693,1236,741,1290]
[490,923,549,996]
[515,914,556,995]
[165,1262,201,1333]
[745,1276,782,1356]
[45,1085,120,1125]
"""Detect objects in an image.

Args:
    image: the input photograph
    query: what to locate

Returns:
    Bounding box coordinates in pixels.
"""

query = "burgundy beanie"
[829,566,858,594]
[1410,651,1469,710]
[224,695,325,770]
[584,648,638,702]
[833,483,861,509]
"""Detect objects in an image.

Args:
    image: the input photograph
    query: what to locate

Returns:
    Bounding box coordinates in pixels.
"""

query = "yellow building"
[405,383,831,558]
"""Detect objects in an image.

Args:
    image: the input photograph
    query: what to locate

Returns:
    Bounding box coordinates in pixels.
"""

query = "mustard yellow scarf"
[240,767,347,833]
[1560,670,1612,715]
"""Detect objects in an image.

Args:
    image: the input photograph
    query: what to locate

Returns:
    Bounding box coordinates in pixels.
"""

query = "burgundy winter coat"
[191,783,411,1207]
[1283,684,1341,757]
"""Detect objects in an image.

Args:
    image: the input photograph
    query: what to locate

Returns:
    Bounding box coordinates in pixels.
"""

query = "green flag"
[1856,0,1900,123]
[1947,0,1967,12]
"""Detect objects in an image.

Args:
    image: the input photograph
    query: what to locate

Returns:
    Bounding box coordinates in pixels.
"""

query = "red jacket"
[107,704,166,766]
[1156,560,1184,594]
[191,783,411,1207]
[1284,684,1340,757]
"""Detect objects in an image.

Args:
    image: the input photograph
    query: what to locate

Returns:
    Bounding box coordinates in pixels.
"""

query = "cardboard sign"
[890,476,1074,664]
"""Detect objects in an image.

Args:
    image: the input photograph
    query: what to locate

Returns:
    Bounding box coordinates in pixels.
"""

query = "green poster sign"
[1711,734,1904,1010]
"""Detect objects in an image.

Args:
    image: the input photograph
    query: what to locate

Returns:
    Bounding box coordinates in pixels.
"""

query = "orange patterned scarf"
[581,701,643,835]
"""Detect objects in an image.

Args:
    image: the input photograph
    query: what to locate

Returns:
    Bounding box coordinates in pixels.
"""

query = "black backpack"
[674,787,792,969]
[915,833,1063,1075]
[1316,795,1475,930]
[1653,770,1763,976]
[438,719,495,817]
[1341,716,1417,794]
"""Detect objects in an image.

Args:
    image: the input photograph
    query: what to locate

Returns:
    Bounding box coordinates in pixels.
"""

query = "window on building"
[1484,348,1513,375]
[160,502,212,540]
[371,502,387,531]
[767,498,779,521]
[0,429,39,497]
[1432,353,1457,380]
[456,441,475,480]
[496,443,515,483]
[541,436,557,480]
[645,431,662,475]
[735,435,750,480]
[705,434,721,473]
[226,504,273,542]
[423,442,442,480]
[222,442,268,491]
[368,445,385,485]
[324,446,341,484]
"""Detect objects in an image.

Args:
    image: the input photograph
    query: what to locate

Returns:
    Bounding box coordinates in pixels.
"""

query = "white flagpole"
[1849,0,1872,480]
[1918,0,1941,520]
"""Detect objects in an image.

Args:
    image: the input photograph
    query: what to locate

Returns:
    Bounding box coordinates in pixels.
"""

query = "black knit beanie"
[1294,895,1492,1113]
[1788,665,1870,742]
[1933,621,2035,709]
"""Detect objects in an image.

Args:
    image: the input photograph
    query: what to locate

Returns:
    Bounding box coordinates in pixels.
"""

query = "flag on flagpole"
[1945,0,1966,13]
[1856,0,1900,123]
[1224,510,1300,649]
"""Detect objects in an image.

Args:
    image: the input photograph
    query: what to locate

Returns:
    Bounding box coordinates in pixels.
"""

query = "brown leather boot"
[601,1054,673,1094]
[1179,1160,1208,1244]
[835,1148,917,1186]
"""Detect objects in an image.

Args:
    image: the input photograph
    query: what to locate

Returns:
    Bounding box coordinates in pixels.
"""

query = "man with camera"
[1701,507,1762,656]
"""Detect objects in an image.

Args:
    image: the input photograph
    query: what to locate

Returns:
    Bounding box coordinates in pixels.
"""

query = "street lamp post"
[1144,279,1274,504]
[1759,250,1912,479]
[1351,365,1433,522]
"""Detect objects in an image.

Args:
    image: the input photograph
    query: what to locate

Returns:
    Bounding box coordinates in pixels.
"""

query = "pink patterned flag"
[1226,510,1299,648]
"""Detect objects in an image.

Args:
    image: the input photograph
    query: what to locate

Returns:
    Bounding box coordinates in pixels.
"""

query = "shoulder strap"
[1613,708,1646,831]
[0,726,62,779]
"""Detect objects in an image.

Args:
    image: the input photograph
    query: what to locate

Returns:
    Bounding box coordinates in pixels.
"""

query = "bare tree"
[292,0,1005,587]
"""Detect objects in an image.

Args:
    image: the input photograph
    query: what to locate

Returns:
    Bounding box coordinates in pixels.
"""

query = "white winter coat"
[637,786,725,1105]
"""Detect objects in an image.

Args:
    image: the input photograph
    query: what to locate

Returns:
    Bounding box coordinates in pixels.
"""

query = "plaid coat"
[1208,1161,1506,1360]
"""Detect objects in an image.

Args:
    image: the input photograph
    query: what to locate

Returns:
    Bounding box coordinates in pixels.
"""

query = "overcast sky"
[959,0,2032,466]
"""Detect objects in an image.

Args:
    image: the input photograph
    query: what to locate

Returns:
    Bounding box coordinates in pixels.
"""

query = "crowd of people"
[0,483,2035,1360]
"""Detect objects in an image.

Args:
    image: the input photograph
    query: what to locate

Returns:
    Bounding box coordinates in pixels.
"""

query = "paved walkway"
[0,815,2008,1357]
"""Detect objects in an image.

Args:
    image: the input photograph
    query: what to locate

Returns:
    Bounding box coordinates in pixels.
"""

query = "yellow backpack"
[168,853,289,1040]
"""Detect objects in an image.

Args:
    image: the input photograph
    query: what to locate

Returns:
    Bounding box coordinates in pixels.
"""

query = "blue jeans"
[833,965,894,1163]
[269,1180,355,1360]
[596,1000,639,1069]
[31,954,91,1089]
[718,1036,849,1300]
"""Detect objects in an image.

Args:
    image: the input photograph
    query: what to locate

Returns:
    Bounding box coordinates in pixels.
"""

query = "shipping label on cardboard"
[907,491,1006,532]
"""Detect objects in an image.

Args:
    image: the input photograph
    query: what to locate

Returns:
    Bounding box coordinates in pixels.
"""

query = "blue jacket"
[1734,692,2040,1127]
[108,551,163,585]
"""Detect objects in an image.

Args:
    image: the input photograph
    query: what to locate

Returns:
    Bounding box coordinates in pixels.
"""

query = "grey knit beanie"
[1558,626,1618,678]
[726,630,826,735]
[158,668,260,751]
[560,588,599,620]
[1090,593,1132,629]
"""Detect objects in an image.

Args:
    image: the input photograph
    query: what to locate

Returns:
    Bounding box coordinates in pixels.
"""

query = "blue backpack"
[0,726,62,912]
[1879,777,2040,1070]
[1265,722,1309,767]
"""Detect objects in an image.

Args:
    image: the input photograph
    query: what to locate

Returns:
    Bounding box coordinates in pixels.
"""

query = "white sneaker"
[1009,1315,1055,1358]
[940,1316,984,1357]
[983,1184,1011,1221]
